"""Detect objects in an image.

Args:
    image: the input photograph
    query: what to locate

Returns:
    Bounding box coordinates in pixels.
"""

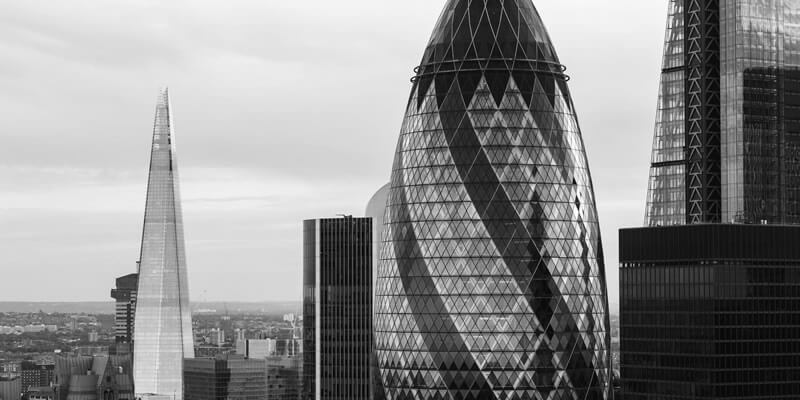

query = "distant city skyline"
[0,0,667,308]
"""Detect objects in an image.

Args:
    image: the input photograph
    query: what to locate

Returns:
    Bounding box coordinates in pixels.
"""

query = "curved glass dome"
[375,0,613,399]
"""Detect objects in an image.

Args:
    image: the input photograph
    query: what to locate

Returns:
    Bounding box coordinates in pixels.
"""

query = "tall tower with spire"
[374,0,613,399]
[133,88,195,400]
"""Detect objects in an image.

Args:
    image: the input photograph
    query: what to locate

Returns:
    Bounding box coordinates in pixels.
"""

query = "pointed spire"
[157,86,170,109]
[133,88,194,400]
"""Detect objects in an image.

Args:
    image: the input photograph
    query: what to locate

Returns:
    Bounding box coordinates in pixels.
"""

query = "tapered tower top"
[421,0,560,68]
[157,86,169,104]
[134,87,194,400]
[413,0,570,114]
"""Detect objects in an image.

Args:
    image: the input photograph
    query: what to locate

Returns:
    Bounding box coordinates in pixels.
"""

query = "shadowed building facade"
[265,356,301,400]
[184,356,267,400]
[621,1,800,399]
[133,89,195,400]
[53,355,133,400]
[621,224,800,399]
[374,0,613,399]
[302,217,374,400]
[110,273,138,346]
[0,379,21,400]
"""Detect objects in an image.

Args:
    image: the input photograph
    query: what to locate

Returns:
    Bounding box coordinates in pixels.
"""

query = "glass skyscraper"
[622,1,800,399]
[374,1,613,399]
[133,88,195,400]
[646,0,800,226]
[303,217,374,400]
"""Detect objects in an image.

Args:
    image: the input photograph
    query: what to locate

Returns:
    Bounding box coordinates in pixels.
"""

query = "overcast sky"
[0,0,666,311]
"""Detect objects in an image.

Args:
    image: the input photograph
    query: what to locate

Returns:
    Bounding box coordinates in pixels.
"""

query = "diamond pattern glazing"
[375,1,613,399]
[133,89,195,400]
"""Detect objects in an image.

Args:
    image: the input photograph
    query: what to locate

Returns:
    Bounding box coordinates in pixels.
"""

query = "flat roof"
[620,224,800,263]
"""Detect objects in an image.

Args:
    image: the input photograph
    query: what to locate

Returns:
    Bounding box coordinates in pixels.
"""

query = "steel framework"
[685,0,722,223]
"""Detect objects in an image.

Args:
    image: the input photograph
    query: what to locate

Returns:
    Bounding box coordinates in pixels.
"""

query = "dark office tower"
[110,273,138,345]
[620,224,800,399]
[133,88,195,400]
[645,0,800,226]
[184,356,267,400]
[265,356,301,400]
[302,217,373,400]
[374,1,613,399]
[621,2,800,399]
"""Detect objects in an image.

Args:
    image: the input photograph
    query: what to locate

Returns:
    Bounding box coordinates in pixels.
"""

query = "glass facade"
[265,356,301,400]
[302,218,373,400]
[720,0,800,223]
[646,0,687,226]
[184,357,267,400]
[374,1,613,399]
[646,0,800,225]
[620,224,800,399]
[133,89,195,400]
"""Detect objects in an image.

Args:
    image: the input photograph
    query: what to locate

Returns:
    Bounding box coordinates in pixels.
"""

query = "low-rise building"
[184,355,267,400]
[236,339,275,359]
[21,361,54,392]
[265,356,301,400]
[22,325,45,334]
[26,386,55,400]
[209,328,225,347]
[53,355,133,400]
[0,378,21,400]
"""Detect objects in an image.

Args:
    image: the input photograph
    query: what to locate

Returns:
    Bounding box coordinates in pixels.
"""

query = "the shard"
[133,88,195,400]
[374,0,613,399]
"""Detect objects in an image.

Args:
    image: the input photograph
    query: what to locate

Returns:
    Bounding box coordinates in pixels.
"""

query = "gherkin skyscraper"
[133,88,194,400]
[374,1,613,399]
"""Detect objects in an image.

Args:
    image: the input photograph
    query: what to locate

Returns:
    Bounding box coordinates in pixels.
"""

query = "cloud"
[0,0,667,304]
[0,1,188,68]
[0,164,384,301]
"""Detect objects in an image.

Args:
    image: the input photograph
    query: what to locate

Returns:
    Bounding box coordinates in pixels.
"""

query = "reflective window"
[375,1,612,399]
